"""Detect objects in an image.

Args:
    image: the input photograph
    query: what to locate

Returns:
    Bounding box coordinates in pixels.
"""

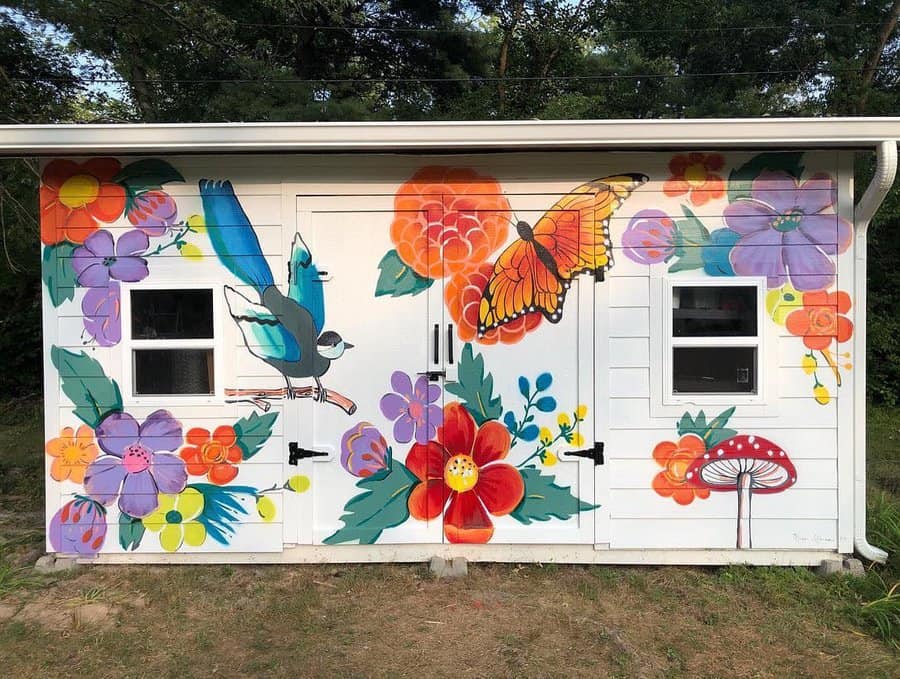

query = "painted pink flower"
[49,496,108,555]
[340,423,389,477]
[379,371,442,444]
[621,209,677,264]
[128,190,178,236]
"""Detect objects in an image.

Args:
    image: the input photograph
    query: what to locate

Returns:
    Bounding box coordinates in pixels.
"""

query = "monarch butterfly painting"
[477,173,648,334]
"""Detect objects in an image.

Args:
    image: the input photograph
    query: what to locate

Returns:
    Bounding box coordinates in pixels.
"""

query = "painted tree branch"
[224,386,357,415]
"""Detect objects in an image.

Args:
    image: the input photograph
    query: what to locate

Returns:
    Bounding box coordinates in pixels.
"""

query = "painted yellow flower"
[45,424,99,483]
[813,385,830,405]
[539,427,553,445]
[557,413,571,428]
[766,284,802,326]
[542,451,558,466]
[570,431,585,448]
[575,404,588,420]
[143,488,206,552]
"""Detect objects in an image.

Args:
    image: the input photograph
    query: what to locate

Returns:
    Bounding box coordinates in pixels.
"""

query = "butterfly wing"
[479,239,563,332]
[478,173,647,332]
[532,173,649,279]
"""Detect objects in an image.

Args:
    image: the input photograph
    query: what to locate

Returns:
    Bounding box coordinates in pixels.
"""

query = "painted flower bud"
[340,422,389,478]
[621,210,676,265]
[49,496,108,555]
[256,496,276,522]
[128,190,178,236]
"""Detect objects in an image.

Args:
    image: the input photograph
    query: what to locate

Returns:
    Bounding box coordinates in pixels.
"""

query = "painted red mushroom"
[685,434,796,549]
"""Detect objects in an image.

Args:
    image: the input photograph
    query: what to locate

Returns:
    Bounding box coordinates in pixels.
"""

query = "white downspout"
[853,139,898,563]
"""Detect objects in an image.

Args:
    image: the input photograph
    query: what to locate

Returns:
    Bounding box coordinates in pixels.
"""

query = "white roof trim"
[1,118,899,155]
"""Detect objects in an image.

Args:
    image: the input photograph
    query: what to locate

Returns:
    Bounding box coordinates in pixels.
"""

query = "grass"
[0,400,897,676]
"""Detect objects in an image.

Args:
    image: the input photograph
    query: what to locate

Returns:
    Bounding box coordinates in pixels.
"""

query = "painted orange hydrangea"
[45,424,99,483]
[390,166,511,279]
[663,153,725,206]
[652,434,710,505]
[785,290,853,351]
[40,158,127,245]
[180,426,243,485]
[445,262,542,345]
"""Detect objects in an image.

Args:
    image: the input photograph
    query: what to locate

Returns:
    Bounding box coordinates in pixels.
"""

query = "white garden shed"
[1,118,898,565]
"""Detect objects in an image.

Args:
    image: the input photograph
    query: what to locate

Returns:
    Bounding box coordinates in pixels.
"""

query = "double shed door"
[287,192,603,546]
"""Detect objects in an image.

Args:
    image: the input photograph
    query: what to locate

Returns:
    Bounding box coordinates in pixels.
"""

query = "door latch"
[288,441,328,466]
[564,441,605,466]
[416,370,446,382]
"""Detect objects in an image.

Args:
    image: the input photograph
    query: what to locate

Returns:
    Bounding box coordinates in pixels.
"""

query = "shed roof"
[1,118,899,155]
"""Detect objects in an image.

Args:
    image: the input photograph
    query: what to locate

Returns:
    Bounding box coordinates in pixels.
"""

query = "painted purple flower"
[379,371,442,444]
[82,282,121,346]
[621,209,677,264]
[84,409,188,518]
[724,171,852,290]
[128,190,178,237]
[49,496,108,555]
[340,422,389,477]
[72,229,150,288]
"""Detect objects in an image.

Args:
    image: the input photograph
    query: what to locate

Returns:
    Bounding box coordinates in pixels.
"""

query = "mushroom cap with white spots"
[685,434,797,495]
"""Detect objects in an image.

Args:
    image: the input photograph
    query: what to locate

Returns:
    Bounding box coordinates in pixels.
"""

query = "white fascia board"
[1,117,900,155]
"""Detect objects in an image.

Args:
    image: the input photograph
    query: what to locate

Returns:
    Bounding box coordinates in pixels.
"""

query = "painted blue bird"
[199,179,353,400]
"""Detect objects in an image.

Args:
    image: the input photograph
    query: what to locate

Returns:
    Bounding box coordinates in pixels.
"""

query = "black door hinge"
[564,441,605,466]
[593,269,605,283]
[288,441,328,466]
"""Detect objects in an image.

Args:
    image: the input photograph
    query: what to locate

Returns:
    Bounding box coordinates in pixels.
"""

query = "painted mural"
[325,344,595,544]
[620,152,854,404]
[46,346,305,554]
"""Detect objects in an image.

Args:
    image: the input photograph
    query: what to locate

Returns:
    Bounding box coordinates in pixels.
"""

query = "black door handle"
[447,323,455,364]
[288,442,328,466]
[417,369,446,381]
[433,323,439,364]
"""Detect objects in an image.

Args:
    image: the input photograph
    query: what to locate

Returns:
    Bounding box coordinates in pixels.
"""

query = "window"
[128,289,216,396]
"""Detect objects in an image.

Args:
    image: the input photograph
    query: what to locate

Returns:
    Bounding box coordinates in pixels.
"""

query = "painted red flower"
[406,402,524,543]
[663,153,725,206]
[40,158,127,245]
[785,290,853,351]
[180,426,243,485]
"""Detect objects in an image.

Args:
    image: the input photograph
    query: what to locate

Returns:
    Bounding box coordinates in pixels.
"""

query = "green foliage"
[118,512,145,551]
[374,250,434,298]
[323,459,419,545]
[50,346,123,428]
[446,343,503,425]
[676,407,737,448]
[233,411,279,460]
[511,467,597,524]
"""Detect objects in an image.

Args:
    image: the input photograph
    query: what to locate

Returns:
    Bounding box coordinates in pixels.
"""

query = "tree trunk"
[497,0,525,116]
[856,0,900,113]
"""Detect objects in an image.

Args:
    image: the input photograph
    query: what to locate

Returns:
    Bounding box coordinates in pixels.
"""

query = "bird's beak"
[344,342,354,350]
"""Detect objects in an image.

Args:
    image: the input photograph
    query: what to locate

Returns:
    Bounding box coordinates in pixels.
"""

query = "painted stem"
[224,386,357,415]
[735,472,752,549]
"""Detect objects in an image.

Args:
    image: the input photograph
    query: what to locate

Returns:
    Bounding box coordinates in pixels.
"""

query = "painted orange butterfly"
[478,174,648,334]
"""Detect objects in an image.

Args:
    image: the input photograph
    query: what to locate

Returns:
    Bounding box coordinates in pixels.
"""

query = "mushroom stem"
[736,472,752,549]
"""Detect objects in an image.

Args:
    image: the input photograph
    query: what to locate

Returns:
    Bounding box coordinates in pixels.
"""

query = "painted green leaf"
[511,467,597,525]
[727,152,805,203]
[234,411,279,460]
[676,407,737,447]
[190,483,256,545]
[323,459,418,545]
[51,346,124,428]
[113,158,185,213]
[375,249,435,297]
[445,343,503,425]
[42,242,78,307]
[118,512,145,551]
[668,205,710,273]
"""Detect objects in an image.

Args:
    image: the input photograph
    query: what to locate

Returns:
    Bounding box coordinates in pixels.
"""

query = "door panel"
[290,195,443,545]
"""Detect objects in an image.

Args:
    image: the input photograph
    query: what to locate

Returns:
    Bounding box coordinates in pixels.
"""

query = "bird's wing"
[224,286,301,363]
[286,232,325,335]
[200,180,275,295]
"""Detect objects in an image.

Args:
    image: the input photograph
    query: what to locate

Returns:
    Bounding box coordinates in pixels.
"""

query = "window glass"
[131,289,213,340]
[673,285,757,337]
[673,347,757,394]
[133,349,214,395]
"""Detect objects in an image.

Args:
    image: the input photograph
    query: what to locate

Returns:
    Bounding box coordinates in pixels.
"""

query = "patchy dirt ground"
[0,561,895,678]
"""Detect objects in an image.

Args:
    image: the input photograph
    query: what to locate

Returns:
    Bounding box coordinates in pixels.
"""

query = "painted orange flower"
[445,262,542,345]
[406,402,524,543]
[40,158,127,245]
[785,290,853,351]
[45,425,99,483]
[180,426,243,485]
[390,167,511,279]
[663,153,725,206]
[652,434,710,505]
